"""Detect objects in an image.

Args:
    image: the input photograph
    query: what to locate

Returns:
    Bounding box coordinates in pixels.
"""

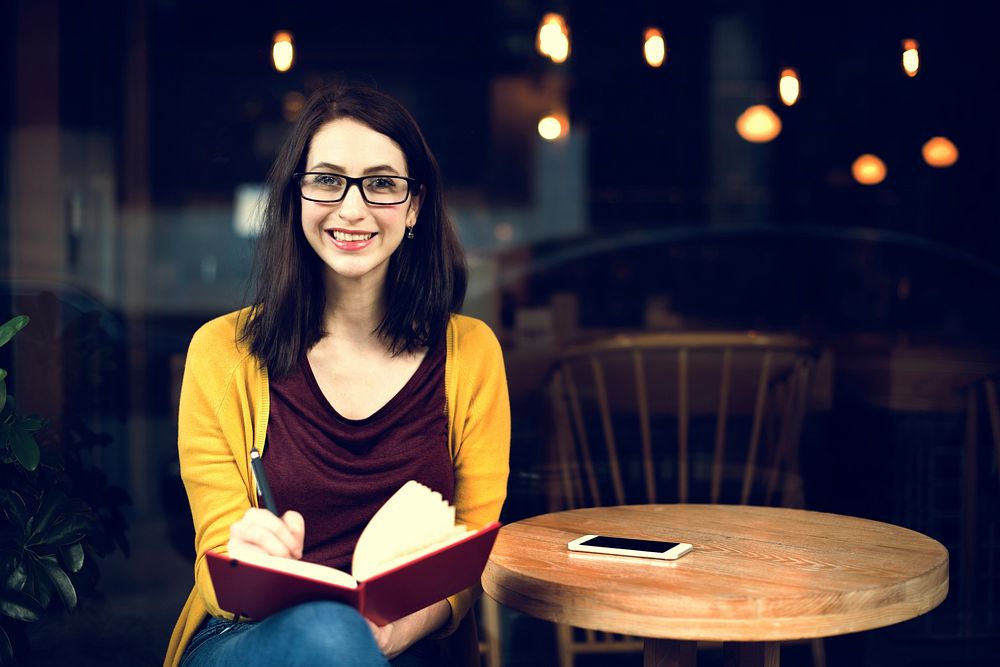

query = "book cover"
[205,481,501,625]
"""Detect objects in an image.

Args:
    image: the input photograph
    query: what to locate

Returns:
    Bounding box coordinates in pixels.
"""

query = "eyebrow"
[307,162,403,176]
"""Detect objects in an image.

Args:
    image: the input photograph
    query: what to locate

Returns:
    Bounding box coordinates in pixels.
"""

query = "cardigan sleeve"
[436,315,511,637]
[450,317,511,530]
[177,314,259,619]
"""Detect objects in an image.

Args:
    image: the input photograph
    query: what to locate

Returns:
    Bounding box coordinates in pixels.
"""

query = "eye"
[365,176,401,192]
[311,173,344,188]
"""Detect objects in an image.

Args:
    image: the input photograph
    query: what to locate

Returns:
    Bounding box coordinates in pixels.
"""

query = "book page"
[235,551,359,589]
[352,481,468,581]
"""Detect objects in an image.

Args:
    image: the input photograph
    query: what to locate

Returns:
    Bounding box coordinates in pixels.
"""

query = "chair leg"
[479,597,502,667]
[810,638,826,667]
[556,623,575,667]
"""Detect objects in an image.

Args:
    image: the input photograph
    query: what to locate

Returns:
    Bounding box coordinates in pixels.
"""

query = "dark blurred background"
[2,0,999,665]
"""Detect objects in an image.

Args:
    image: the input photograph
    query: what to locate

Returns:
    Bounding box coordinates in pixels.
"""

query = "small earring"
[406,226,415,239]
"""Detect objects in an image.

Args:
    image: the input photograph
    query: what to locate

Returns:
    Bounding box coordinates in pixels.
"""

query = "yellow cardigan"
[164,309,511,666]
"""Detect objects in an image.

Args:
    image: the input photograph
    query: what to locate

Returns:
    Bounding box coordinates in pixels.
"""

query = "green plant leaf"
[16,417,44,433]
[0,492,27,531]
[0,395,13,421]
[0,316,29,350]
[0,369,5,381]
[59,543,85,573]
[37,557,76,611]
[9,428,39,472]
[23,559,50,609]
[30,489,67,539]
[0,379,6,415]
[0,589,42,622]
[33,514,94,547]
[3,561,26,592]
[0,625,13,664]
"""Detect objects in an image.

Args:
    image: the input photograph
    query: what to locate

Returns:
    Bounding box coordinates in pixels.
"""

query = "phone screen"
[579,536,680,553]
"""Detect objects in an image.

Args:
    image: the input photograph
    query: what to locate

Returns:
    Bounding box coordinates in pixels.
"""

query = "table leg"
[643,638,696,667]
[723,642,780,667]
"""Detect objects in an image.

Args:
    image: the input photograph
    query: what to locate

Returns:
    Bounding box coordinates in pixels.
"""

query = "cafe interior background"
[2,0,999,664]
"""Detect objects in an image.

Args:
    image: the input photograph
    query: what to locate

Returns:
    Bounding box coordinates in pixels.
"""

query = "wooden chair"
[961,375,1000,635]
[545,331,823,667]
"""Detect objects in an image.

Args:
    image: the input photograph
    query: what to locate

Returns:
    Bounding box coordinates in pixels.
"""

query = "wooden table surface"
[483,505,948,649]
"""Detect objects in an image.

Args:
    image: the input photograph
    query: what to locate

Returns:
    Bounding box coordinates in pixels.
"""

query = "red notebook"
[205,481,500,626]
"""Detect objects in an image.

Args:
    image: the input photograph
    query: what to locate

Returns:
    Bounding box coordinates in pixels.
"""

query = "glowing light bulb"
[779,68,800,106]
[536,13,570,64]
[852,154,887,185]
[538,114,567,141]
[644,28,666,67]
[922,136,958,168]
[902,38,919,77]
[272,31,294,72]
[735,105,782,143]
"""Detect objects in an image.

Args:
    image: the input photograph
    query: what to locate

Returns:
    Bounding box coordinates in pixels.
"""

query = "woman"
[164,84,510,667]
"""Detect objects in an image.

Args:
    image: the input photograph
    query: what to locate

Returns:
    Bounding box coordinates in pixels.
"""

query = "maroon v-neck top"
[262,339,452,573]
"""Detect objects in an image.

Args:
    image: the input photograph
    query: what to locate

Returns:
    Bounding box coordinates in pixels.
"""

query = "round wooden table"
[482,504,949,667]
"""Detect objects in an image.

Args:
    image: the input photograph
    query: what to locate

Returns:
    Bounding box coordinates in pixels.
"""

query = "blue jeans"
[179,601,443,667]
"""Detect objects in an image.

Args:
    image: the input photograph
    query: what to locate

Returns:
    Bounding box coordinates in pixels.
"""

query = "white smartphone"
[567,534,693,560]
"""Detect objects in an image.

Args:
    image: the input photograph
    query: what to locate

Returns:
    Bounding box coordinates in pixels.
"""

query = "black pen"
[249,447,278,514]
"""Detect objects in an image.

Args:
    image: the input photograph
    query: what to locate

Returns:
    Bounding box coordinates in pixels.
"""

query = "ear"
[406,186,424,228]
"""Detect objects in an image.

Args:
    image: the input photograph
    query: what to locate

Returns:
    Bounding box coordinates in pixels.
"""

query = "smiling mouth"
[328,230,377,242]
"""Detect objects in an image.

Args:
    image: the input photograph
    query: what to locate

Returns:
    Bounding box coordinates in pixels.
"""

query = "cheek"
[374,209,408,233]
[301,202,323,227]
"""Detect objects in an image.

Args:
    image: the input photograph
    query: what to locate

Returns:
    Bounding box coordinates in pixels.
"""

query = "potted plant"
[0,315,129,664]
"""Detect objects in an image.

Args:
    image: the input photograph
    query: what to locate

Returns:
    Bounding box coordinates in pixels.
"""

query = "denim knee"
[261,601,388,666]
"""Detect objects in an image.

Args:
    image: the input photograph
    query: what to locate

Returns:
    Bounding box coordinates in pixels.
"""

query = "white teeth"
[330,230,375,242]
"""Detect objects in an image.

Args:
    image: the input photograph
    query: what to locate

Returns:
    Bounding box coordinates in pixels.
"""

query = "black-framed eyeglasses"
[292,172,419,205]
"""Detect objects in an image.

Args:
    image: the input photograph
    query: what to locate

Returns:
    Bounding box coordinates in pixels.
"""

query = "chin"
[325,260,387,283]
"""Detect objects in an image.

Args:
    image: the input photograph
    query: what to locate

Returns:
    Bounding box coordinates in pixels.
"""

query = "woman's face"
[300,117,421,289]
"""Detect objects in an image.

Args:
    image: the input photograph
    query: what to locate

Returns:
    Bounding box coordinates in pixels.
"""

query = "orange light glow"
[538,113,568,141]
[902,38,919,77]
[283,91,305,122]
[644,28,666,67]
[779,68,800,106]
[272,31,294,72]
[735,105,782,143]
[851,154,887,185]
[922,136,958,168]
[536,13,570,63]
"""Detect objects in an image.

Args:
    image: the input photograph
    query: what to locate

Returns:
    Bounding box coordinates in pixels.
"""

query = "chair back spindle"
[710,348,733,504]
[549,332,818,512]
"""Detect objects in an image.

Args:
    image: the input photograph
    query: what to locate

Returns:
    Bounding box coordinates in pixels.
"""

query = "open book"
[206,481,500,625]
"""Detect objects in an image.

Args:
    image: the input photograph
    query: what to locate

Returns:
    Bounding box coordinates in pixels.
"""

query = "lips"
[326,229,377,251]
[330,230,376,242]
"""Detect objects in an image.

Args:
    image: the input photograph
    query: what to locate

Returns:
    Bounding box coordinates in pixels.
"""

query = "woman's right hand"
[227,508,305,560]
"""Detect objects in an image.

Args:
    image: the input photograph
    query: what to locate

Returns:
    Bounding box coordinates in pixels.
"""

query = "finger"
[229,521,297,558]
[243,508,303,556]
[229,507,302,558]
[282,511,306,558]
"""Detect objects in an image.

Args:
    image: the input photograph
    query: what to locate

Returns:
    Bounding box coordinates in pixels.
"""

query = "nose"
[337,182,367,220]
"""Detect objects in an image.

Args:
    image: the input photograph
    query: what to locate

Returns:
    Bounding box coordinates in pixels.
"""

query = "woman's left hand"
[365,599,450,659]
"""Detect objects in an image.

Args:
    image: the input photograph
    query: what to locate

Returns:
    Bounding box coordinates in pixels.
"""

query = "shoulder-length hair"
[241,83,467,377]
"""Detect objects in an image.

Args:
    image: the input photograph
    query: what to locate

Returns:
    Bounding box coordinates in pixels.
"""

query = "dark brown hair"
[241,83,467,377]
